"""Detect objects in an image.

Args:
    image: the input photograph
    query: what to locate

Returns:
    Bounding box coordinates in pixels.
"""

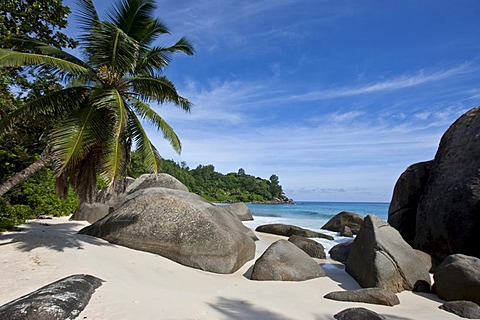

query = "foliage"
[0,0,194,203]
[127,152,284,202]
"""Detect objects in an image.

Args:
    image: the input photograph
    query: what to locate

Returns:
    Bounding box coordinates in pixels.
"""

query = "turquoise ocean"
[243,201,389,253]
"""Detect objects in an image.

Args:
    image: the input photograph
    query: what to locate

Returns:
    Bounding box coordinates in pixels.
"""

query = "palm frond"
[83,22,139,74]
[128,75,192,111]
[165,37,195,56]
[132,99,181,153]
[127,110,161,172]
[51,103,102,174]
[100,89,129,185]
[0,49,90,77]
[76,0,100,35]
[0,86,89,133]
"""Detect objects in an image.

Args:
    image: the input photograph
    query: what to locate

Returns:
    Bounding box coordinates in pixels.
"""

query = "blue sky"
[63,0,480,202]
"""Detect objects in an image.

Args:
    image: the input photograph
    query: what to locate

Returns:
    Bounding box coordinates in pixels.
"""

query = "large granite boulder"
[288,235,326,259]
[70,202,112,224]
[321,211,364,235]
[329,240,353,264]
[250,239,325,281]
[433,254,480,304]
[324,288,400,306]
[79,188,255,274]
[255,224,334,240]
[222,202,254,221]
[345,215,431,293]
[439,301,480,319]
[126,173,189,194]
[388,161,432,246]
[334,307,385,320]
[415,107,480,261]
[95,177,135,204]
[0,274,103,320]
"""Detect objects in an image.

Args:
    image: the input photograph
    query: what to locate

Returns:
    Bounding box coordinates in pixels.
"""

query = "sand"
[0,216,459,319]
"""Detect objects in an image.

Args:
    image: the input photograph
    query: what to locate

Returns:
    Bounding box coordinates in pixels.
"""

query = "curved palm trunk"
[0,148,52,197]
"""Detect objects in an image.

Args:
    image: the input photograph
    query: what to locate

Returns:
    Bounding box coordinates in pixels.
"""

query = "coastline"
[0,216,456,319]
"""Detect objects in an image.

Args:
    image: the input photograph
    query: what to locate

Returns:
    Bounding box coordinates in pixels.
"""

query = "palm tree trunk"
[0,148,52,197]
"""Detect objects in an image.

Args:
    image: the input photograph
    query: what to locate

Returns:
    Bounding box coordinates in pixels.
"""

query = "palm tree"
[0,0,194,202]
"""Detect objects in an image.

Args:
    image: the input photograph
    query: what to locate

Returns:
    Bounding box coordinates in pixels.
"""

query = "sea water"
[243,201,389,253]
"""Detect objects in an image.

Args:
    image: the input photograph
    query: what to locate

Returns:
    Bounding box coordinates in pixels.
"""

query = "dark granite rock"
[0,274,103,320]
[255,223,334,240]
[321,211,364,235]
[340,225,353,237]
[251,239,325,281]
[70,202,113,224]
[288,235,326,259]
[79,187,255,274]
[345,215,431,293]
[324,288,400,306]
[433,254,480,304]
[415,107,480,261]
[439,301,480,319]
[334,307,385,320]
[388,161,432,246]
[329,240,353,264]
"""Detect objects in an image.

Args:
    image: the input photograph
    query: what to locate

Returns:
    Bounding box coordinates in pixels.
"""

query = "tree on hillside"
[0,0,194,202]
[268,174,283,199]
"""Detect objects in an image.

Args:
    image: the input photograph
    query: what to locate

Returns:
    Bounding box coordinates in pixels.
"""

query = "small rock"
[439,301,480,319]
[334,307,385,320]
[255,224,334,240]
[288,235,326,259]
[324,288,400,306]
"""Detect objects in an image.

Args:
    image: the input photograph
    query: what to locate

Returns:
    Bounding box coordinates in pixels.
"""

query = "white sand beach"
[0,217,459,319]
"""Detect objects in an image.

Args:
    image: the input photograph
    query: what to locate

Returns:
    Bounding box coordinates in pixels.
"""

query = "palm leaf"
[76,0,100,35]
[0,49,89,76]
[128,75,192,111]
[0,86,89,133]
[132,99,181,153]
[127,110,161,172]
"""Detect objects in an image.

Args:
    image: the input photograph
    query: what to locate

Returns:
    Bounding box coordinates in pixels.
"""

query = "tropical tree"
[0,0,194,202]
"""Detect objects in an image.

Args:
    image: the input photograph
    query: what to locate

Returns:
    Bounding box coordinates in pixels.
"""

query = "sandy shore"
[0,216,458,319]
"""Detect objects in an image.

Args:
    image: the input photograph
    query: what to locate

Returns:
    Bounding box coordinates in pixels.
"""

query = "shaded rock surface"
[288,235,326,259]
[433,254,480,304]
[222,202,254,221]
[79,187,255,274]
[126,173,189,194]
[388,161,432,246]
[321,211,364,235]
[334,307,385,320]
[340,226,353,237]
[255,223,334,240]
[439,301,480,319]
[0,274,103,320]
[415,107,480,261]
[345,215,431,293]
[70,202,112,224]
[251,239,325,281]
[329,241,353,264]
[324,288,400,306]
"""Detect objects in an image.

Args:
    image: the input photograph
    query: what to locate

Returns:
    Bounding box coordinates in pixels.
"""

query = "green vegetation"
[130,155,286,203]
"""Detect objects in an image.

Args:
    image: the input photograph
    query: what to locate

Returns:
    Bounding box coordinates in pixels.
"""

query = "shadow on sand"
[0,220,112,252]
[320,262,361,290]
[209,297,295,320]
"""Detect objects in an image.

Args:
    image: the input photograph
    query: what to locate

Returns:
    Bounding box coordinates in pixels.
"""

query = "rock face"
[255,224,334,240]
[0,274,103,320]
[433,254,480,304]
[79,187,255,274]
[334,307,385,320]
[70,202,112,224]
[324,288,400,306]
[288,235,326,259]
[415,107,480,261]
[329,241,353,264]
[387,161,432,246]
[222,202,254,221]
[126,173,189,194]
[345,215,431,293]
[250,240,325,281]
[321,211,364,235]
[439,301,480,319]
